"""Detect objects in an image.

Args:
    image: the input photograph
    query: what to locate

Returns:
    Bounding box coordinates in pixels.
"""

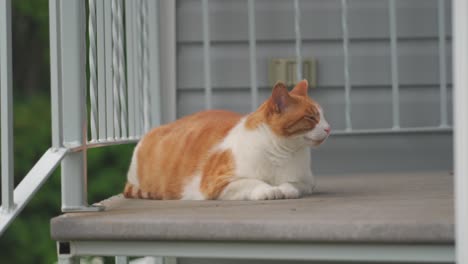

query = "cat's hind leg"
[201,149,286,200]
[200,150,236,199]
[123,144,159,199]
[123,182,154,199]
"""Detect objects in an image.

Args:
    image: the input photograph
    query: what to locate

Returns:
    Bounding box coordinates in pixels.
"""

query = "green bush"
[1,2,135,262]
[0,96,134,263]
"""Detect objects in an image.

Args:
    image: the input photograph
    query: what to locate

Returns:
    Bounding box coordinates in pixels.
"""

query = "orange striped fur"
[124,80,330,200]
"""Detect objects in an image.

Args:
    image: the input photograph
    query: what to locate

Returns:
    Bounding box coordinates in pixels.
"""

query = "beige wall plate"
[269,58,317,88]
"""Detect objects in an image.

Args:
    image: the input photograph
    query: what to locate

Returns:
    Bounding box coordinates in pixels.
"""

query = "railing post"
[341,0,352,132]
[59,1,102,212]
[438,0,448,128]
[159,0,176,123]
[248,0,258,111]
[148,0,162,127]
[389,0,400,130]
[49,0,63,150]
[453,0,468,262]
[293,0,302,82]
[0,0,14,212]
[202,0,212,110]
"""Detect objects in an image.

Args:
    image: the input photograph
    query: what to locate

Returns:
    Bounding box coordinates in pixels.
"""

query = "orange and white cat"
[124,80,330,200]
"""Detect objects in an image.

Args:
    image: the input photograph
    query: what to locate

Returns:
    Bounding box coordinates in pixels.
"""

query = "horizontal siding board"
[399,86,444,128]
[177,86,452,129]
[177,0,451,43]
[177,40,452,89]
[175,0,453,174]
[176,0,453,131]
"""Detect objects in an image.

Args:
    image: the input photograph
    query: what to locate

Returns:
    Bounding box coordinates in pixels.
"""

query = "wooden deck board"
[51,171,453,243]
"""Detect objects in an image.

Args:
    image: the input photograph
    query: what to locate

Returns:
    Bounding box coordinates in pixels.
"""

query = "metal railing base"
[62,204,105,213]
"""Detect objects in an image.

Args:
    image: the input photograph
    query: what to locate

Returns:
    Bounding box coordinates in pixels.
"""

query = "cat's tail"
[123,143,153,199]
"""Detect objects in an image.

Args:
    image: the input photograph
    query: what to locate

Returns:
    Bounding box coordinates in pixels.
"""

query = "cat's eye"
[305,116,318,122]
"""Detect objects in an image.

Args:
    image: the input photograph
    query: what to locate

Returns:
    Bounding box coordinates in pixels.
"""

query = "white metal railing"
[86,0,161,146]
[202,0,212,110]
[0,0,67,240]
[0,0,162,234]
[0,0,14,213]
[341,0,352,131]
[453,1,468,263]
[294,0,302,82]
[439,0,449,128]
[200,0,452,135]
[248,0,258,111]
[389,0,400,130]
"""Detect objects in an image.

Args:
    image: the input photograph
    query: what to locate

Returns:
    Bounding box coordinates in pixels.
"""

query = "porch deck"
[51,171,453,244]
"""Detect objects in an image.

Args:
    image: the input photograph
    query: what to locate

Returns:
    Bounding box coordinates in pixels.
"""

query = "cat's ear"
[270,81,293,113]
[290,79,308,97]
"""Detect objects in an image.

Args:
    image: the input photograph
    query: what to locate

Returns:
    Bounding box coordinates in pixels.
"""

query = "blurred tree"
[0,96,134,264]
[12,0,50,96]
[0,1,135,263]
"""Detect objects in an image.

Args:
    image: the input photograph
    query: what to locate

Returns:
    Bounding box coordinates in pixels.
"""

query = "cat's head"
[263,80,330,147]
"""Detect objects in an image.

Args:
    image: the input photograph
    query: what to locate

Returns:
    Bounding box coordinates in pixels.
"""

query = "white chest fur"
[218,118,314,187]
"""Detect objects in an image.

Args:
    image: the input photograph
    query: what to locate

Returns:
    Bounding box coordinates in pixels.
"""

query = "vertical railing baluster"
[136,1,142,136]
[134,0,142,137]
[142,0,151,133]
[0,0,14,212]
[341,0,352,131]
[438,0,448,128]
[97,0,107,140]
[389,0,400,129]
[453,0,468,262]
[126,0,136,138]
[159,0,177,123]
[137,0,144,135]
[294,0,302,82]
[104,0,114,140]
[49,0,63,149]
[148,0,162,127]
[112,0,121,139]
[117,0,128,138]
[115,256,129,264]
[138,0,144,134]
[88,0,99,142]
[202,0,212,109]
[248,0,258,111]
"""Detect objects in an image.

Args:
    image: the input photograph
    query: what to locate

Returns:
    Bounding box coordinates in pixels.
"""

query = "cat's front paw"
[249,185,285,200]
[279,183,300,199]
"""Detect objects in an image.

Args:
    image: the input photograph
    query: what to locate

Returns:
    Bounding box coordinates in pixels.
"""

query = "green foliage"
[1,1,135,262]
[13,0,49,42]
[0,98,134,263]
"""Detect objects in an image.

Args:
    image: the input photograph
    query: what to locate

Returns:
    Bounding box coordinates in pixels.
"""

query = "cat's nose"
[324,126,331,134]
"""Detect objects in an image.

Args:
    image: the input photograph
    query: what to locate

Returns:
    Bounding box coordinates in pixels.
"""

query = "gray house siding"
[176,0,453,174]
